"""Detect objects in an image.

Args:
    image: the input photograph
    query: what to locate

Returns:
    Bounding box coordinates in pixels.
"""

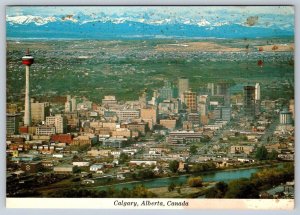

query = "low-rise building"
[51,134,73,144]
[129,160,157,166]
[160,119,176,130]
[102,137,128,148]
[87,149,111,157]
[168,131,203,144]
[90,164,104,172]
[72,162,90,167]
[53,165,74,174]
[230,145,254,155]
[71,135,97,146]
[36,126,55,136]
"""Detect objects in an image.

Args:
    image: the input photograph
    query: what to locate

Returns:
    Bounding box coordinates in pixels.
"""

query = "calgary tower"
[22,49,34,126]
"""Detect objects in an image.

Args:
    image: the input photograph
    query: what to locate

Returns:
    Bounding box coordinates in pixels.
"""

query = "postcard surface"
[5,6,294,209]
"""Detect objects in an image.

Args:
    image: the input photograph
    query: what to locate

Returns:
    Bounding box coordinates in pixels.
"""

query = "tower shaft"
[24,65,31,126]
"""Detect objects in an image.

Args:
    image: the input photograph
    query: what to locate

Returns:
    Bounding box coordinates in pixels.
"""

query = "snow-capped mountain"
[6,15,78,26]
[6,15,57,26]
[6,14,294,40]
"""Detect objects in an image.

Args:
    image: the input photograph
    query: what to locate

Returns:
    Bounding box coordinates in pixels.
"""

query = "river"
[94,165,269,191]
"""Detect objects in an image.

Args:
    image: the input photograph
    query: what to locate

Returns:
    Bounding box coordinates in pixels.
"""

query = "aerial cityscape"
[6,6,294,199]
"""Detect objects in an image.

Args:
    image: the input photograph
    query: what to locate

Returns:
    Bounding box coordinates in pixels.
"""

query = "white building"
[72,162,90,167]
[90,164,104,172]
[36,126,56,136]
[255,83,261,101]
[116,110,140,121]
[46,114,65,134]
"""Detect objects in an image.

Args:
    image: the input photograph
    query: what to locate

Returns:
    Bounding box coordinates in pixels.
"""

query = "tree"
[187,176,203,187]
[72,154,80,161]
[225,179,259,198]
[191,162,216,173]
[255,146,268,160]
[215,181,228,193]
[119,153,130,164]
[73,166,81,174]
[267,149,278,160]
[190,145,198,155]
[168,182,176,192]
[169,160,179,173]
[206,181,229,198]
[137,169,155,179]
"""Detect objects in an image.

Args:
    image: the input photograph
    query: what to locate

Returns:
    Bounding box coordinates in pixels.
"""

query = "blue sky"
[6,6,294,30]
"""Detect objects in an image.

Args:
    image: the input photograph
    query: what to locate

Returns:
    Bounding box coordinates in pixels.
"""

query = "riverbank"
[36,161,287,197]
[90,161,284,190]
[148,182,216,198]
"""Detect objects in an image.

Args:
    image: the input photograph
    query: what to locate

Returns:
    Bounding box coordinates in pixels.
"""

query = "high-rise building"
[255,83,261,101]
[141,107,157,129]
[158,99,179,114]
[255,83,261,115]
[187,113,200,125]
[31,101,50,124]
[212,107,222,120]
[216,83,231,106]
[139,89,148,108]
[178,77,189,101]
[184,90,197,112]
[22,49,34,126]
[244,86,256,117]
[280,108,292,124]
[46,114,66,134]
[159,81,173,100]
[221,106,231,121]
[71,97,77,112]
[207,83,215,96]
[63,112,80,130]
[198,95,208,114]
[65,100,72,113]
[6,113,20,135]
[289,99,295,119]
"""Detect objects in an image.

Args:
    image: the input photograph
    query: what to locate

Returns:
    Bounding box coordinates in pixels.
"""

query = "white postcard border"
[6,198,294,209]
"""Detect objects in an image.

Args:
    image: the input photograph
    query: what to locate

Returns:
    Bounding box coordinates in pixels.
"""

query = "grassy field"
[7,38,294,103]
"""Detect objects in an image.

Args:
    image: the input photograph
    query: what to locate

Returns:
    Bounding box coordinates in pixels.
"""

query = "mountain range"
[6,14,294,40]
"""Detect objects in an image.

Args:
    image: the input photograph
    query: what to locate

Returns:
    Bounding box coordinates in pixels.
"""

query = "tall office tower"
[255,83,261,101]
[159,81,173,100]
[65,100,72,113]
[71,97,77,112]
[244,86,256,117]
[255,83,261,115]
[207,83,215,96]
[65,95,72,113]
[22,49,34,126]
[139,89,148,108]
[216,83,231,106]
[6,113,20,135]
[221,106,231,121]
[289,99,294,119]
[184,90,197,112]
[178,77,189,101]
[31,101,50,124]
[140,107,157,130]
[149,90,158,106]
